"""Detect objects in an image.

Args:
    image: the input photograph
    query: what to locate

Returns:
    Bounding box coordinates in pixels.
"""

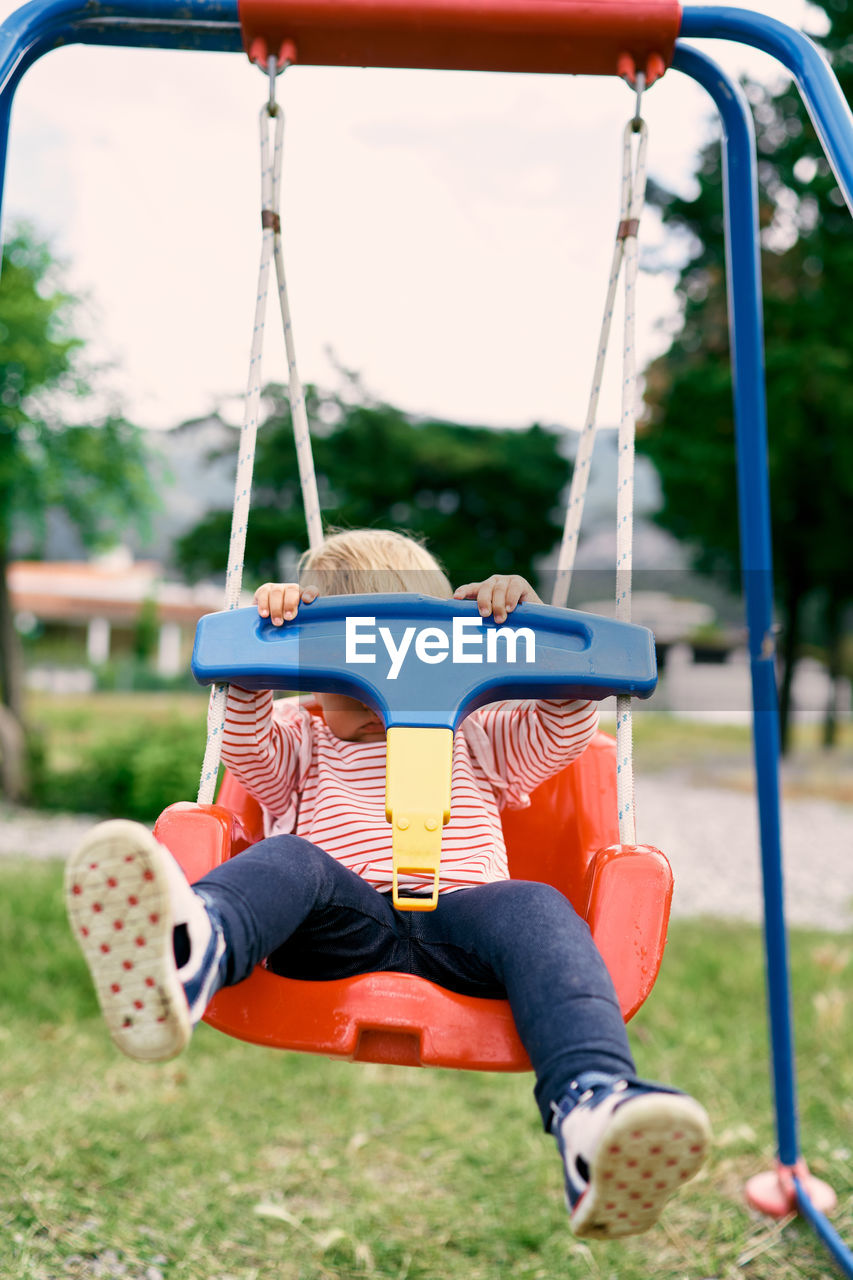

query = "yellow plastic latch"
[385,726,453,911]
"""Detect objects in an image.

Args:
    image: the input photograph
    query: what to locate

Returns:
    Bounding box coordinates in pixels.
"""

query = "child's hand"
[254,582,319,626]
[453,574,541,624]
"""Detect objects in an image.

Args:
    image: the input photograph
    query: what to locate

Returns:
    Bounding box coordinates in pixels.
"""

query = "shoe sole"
[571,1093,711,1239]
[65,820,190,1062]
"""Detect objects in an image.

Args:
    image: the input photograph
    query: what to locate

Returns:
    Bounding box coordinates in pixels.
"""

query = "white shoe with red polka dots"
[66,820,192,1062]
[557,1081,712,1239]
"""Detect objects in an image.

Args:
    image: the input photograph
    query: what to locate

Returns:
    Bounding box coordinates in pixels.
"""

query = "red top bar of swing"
[238,0,682,82]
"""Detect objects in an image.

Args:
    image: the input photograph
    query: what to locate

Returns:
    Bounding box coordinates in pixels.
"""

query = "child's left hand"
[453,574,541,624]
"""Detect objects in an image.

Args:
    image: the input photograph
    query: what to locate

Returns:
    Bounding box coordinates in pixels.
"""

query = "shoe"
[554,1078,711,1239]
[65,819,225,1062]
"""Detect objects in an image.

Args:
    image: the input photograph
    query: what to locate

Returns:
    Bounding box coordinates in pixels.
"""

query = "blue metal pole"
[0,84,12,247]
[675,39,853,1278]
[671,42,800,1169]
[0,0,241,93]
[681,6,853,213]
[0,0,242,243]
[794,1174,853,1275]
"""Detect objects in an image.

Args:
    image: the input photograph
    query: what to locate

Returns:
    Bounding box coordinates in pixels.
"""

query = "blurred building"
[8,548,243,679]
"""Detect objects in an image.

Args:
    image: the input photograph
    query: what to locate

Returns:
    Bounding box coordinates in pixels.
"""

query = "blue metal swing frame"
[1,3,851,1271]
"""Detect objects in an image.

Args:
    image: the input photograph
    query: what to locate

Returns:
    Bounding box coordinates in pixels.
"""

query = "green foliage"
[132,597,160,662]
[32,699,210,823]
[0,222,158,756]
[638,2,853,742]
[38,722,206,823]
[0,223,155,553]
[176,384,570,590]
[93,658,200,694]
[0,231,80,420]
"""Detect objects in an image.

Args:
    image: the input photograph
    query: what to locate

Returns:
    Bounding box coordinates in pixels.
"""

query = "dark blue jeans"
[196,835,636,1128]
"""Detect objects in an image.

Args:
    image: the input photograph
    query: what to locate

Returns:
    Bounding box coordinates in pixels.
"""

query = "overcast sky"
[0,0,823,435]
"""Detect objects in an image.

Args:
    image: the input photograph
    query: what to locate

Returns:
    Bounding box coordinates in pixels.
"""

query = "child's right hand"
[254,582,319,625]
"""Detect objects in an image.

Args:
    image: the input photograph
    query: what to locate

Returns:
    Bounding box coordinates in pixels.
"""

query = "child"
[66,528,710,1241]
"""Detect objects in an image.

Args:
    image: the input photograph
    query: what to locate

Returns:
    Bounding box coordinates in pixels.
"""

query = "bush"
[94,658,200,694]
[37,718,217,822]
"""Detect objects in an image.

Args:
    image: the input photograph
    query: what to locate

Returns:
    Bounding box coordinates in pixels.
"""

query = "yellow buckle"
[385,726,453,911]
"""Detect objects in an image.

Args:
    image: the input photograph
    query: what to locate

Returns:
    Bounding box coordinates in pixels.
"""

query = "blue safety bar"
[1,4,851,1272]
[192,597,658,729]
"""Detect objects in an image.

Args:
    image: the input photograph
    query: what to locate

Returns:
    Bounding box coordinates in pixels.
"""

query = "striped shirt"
[221,687,599,894]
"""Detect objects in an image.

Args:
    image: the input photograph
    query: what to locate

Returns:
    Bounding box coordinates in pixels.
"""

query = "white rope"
[615,118,648,847]
[270,95,324,552]
[550,113,649,846]
[550,232,624,610]
[196,76,325,805]
[195,103,288,805]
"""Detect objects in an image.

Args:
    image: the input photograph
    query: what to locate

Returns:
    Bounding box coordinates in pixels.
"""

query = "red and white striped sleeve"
[220,686,308,817]
[467,698,600,807]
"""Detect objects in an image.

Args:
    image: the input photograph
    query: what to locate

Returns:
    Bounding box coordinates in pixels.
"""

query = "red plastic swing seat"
[154,712,673,1072]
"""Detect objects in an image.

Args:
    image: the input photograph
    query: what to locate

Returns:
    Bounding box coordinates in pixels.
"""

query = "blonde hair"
[298,528,453,598]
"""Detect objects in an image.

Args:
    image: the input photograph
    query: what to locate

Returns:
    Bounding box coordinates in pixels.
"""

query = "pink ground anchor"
[746,1159,838,1219]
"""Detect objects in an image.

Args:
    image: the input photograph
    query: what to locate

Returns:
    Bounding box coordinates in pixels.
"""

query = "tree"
[639,3,853,749]
[0,224,155,797]
[176,384,570,592]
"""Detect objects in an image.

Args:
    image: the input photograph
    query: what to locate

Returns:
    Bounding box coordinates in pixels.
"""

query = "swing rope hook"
[267,53,279,115]
[632,71,646,132]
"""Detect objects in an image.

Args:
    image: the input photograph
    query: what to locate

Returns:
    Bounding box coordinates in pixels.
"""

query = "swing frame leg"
[674,23,853,1273]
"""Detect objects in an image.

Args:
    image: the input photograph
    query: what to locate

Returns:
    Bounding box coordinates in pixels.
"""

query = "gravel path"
[2,776,851,931]
[0,804,101,863]
[638,770,853,933]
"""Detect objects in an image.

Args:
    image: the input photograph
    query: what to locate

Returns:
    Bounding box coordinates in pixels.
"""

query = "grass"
[616,709,853,804]
[32,692,759,774]
[26,692,853,812]
[2,860,852,1280]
